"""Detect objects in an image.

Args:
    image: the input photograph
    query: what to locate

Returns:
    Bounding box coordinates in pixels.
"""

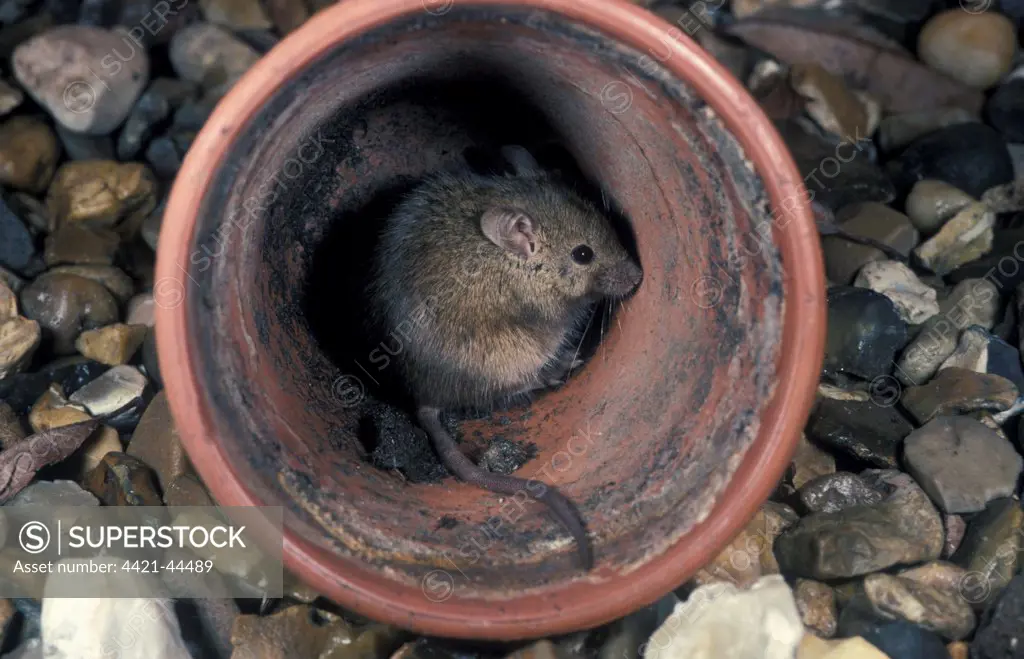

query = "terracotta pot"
[154,0,825,641]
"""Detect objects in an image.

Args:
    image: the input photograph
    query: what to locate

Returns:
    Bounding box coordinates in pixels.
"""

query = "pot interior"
[186,5,784,597]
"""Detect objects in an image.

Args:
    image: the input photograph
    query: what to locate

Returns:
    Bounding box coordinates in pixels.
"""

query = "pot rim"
[154,0,825,640]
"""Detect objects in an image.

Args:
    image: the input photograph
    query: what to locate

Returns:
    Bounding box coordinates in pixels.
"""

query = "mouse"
[365,145,643,570]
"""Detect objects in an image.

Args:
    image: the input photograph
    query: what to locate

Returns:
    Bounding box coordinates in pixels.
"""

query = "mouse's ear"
[481,207,537,260]
[500,145,542,177]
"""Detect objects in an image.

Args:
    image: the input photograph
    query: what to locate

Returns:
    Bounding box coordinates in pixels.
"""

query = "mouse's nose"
[597,259,643,298]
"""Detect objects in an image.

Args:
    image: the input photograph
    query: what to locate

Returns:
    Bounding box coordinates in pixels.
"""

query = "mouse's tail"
[417,406,593,571]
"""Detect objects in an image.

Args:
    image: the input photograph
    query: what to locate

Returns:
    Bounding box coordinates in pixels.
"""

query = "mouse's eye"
[571,245,594,265]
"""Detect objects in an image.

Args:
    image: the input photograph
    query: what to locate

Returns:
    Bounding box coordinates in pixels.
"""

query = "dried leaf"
[0,418,99,502]
[725,12,984,115]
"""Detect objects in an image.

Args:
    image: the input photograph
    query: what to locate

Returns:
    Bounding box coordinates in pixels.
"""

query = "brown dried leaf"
[0,418,99,502]
[725,13,984,115]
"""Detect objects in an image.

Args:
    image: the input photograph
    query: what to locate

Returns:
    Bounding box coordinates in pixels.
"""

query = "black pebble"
[824,286,909,381]
[972,574,1024,659]
[887,122,1014,199]
[0,196,38,276]
[986,79,1024,143]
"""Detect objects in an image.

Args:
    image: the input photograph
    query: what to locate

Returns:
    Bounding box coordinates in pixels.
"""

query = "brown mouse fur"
[366,145,643,570]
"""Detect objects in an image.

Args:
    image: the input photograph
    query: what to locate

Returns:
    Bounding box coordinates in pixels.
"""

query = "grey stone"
[775,470,943,580]
[798,472,886,514]
[12,25,149,135]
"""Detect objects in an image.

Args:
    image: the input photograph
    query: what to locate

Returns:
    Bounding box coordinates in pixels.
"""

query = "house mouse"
[365,145,643,570]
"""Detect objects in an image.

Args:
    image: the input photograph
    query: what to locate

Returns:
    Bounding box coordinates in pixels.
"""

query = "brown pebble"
[85,452,162,506]
[794,579,837,638]
[0,115,59,193]
[163,474,213,507]
[229,604,356,658]
[76,425,122,480]
[28,383,91,433]
[43,223,121,267]
[0,403,26,450]
[75,323,147,365]
[19,272,120,354]
[128,390,191,494]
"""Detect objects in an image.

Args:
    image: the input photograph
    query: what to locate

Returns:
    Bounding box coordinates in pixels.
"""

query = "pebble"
[971,574,1024,659]
[798,472,887,514]
[986,79,1024,143]
[904,415,1022,514]
[858,572,976,641]
[0,195,39,276]
[173,508,276,592]
[982,179,1024,214]
[805,396,914,469]
[0,267,25,294]
[7,190,53,234]
[40,585,190,659]
[794,579,837,638]
[0,355,108,415]
[125,293,154,327]
[12,25,149,135]
[127,391,189,495]
[823,203,919,284]
[142,326,160,389]
[75,323,147,365]
[843,619,953,659]
[790,63,877,140]
[775,470,943,579]
[0,281,15,319]
[199,0,272,30]
[796,635,891,659]
[896,278,1000,386]
[145,133,187,179]
[46,264,133,303]
[913,201,996,276]
[824,286,908,381]
[917,9,1017,90]
[943,514,967,559]
[0,116,59,194]
[54,125,115,161]
[948,641,968,659]
[264,0,309,34]
[777,119,894,212]
[939,325,996,374]
[0,402,26,449]
[642,576,803,659]
[901,367,1019,424]
[790,433,837,490]
[68,364,149,430]
[8,479,98,509]
[904,180,976,235]
[229,604,356,658]
[888,123,1014,199]
[141,197,163,250]
[169,22,260,89]
[951,498,1023,610]
[0,310,40,380]
[43,224,120,267]
[854,260,939,324]
[27,383,91,432]
[0,79,23,117]
[117,78,198,161]
[85,451,162,506]
[598,594,678,659]
[20,272,119,354]
[76,424,122,479]
[45,160,157,239]
[162,476,213,511]
[878,108,978,154]
[693,501,798,588]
